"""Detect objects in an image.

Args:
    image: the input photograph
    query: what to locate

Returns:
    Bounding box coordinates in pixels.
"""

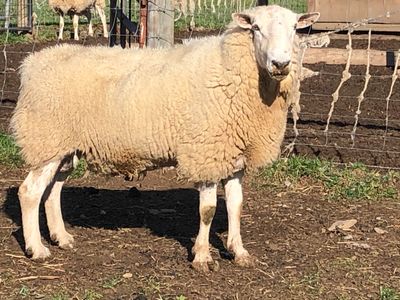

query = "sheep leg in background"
[44,169,74,250]
[85,10,93,37]
[224,172,255,267]
[95,4,109,38]
[58,12,64,40]
[18,161,60,260]
[188,0,195,30]
[72,14,79,40]
[211,0,215,13]
[192,183,217,272]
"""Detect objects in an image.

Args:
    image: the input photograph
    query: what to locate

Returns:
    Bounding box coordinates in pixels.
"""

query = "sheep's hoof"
[51,232,74,250]
[191,259,219,272]
[235,254,256,268]
[26,244,51,260]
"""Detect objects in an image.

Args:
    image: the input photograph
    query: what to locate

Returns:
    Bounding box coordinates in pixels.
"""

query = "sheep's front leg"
[192,183,217,272]
[224,172,255,267]
[58,13,64,40]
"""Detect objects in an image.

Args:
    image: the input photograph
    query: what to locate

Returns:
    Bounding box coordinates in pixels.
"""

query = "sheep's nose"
[272,60,290,70]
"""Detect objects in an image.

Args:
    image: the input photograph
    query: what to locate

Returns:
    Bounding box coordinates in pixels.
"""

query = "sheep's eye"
[252,24,260,31]
[293,24,297,30]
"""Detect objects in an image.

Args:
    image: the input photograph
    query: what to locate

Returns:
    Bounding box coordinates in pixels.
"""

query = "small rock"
[343,234,353,240]
[123,272,133,278]
[267,243,281,251]
[374,227,387,234]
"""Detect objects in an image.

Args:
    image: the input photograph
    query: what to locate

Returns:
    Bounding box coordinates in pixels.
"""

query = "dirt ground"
[0,32,400,299]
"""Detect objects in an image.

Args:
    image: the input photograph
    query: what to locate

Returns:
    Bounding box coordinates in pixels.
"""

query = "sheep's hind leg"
[192,183,217,272]
[85,10,93,37]
[18,161,60,260]
[223,172,255,267]
[44,162,74,250]
[72,14,79,40]
[95,4,108,38]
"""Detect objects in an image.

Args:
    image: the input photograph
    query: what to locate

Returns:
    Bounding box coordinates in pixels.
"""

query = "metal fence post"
[257,0,268,5]
[109,0,117,47]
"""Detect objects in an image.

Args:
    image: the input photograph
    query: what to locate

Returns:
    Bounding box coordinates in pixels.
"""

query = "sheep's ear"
[232,13,253,29]
[296,12,320,29]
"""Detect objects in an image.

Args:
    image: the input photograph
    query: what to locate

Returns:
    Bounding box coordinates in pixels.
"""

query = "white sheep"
[49,0,108,40]
[11,5,319,272]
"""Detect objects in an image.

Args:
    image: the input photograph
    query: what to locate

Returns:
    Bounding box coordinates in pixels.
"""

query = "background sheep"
[49,0,108,40]
[11,5,319,272]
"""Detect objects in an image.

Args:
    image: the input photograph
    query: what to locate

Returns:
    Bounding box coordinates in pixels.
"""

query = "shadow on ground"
[3,186,230,262]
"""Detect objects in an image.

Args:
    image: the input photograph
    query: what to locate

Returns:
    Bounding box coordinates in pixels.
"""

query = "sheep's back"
[48,0,100,13]
[11,44,193,171]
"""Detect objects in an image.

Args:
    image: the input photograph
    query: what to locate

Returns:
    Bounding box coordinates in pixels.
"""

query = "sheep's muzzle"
[270,60,290,81]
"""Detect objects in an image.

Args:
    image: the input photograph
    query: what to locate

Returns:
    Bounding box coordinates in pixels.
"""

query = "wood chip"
[18,275,60,281]
[338,241,371,249]
[328,219,357,232]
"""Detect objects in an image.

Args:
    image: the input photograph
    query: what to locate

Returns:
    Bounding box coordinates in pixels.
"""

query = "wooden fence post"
[147,0,174,48]
[139,0,148,48]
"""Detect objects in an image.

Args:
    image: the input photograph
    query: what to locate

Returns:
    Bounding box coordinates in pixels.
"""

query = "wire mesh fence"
[0,0,33,30]
[174,0,306,31]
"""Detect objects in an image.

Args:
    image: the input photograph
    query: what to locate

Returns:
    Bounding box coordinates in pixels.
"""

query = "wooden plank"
[312,22,400,32]
[303,48,388,66]
[309,0,400,27]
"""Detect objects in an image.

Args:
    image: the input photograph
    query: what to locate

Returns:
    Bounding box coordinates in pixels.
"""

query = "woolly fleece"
[11,18,297,183]
[48,0,105,15]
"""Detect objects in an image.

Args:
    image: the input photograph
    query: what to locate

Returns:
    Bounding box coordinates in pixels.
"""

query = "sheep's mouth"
[268,70,289,81]
[271,73,288,81]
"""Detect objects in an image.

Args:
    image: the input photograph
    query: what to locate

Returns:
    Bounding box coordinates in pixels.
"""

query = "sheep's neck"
[221,30,290,112]
[221,30,292,169]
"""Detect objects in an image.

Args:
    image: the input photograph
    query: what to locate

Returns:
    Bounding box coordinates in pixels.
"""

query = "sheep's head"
[232,5,319,81]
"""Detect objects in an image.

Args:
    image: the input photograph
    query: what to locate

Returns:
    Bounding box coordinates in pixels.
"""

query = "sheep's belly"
[86,156,177,180]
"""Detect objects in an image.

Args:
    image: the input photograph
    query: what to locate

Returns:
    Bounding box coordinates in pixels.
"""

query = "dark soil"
[0,35,400,299]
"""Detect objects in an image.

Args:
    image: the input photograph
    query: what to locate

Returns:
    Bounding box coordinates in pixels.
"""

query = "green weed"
[18,285,30,298]
[380,286,400,300]
[0,133,23,167]
[83,289,103,300]
[51,291,69,300]
[254,156,399,201]
[70,159,88,179]
[101,276,122,289]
